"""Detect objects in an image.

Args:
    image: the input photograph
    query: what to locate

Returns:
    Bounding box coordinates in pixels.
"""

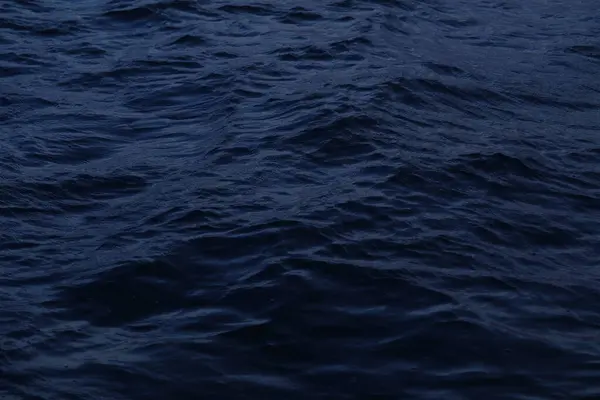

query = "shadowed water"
[1,0,600,399]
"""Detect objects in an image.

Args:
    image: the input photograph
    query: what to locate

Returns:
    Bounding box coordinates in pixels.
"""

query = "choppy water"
[2,0,600,399]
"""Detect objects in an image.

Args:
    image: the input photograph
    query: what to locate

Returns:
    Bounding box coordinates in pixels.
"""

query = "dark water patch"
[275,45,336,62]
[282,114,379,155]
[0,172,149,223]
[101,3,163,22]
[49,258,197,326]
[167,33,209,47]
[566,44,600,60]
[515,92,599,111]
[279,7,323,24]
[218,4,275,16]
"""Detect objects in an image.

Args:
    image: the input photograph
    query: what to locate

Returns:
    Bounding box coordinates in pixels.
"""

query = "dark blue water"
[2,0,600,398]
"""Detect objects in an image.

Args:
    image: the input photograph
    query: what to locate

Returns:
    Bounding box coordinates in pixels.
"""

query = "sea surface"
[1,0,600,399]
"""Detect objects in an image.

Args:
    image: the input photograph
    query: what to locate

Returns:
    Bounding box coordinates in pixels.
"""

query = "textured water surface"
[1,0,600,399]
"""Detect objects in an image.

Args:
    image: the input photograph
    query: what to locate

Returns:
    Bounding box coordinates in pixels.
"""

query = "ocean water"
[1,0,600,399]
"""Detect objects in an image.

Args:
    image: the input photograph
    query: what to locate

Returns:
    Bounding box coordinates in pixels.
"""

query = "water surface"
[1,0,600,399]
